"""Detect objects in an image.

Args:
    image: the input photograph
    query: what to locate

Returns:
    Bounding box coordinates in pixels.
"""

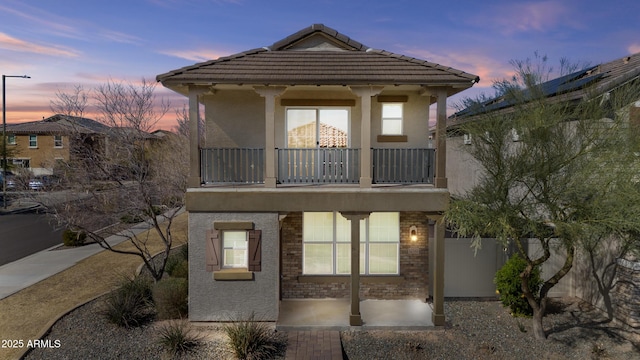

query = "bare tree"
[47,79,188,281]
[446,54,640,339]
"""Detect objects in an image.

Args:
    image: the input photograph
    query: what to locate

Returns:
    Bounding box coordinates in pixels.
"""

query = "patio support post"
[187,86,207,188]
[341,211,370,326]
[255,86,286,188]
[349,86,383,188]
[434,88,448,188]
[431,215,446,326]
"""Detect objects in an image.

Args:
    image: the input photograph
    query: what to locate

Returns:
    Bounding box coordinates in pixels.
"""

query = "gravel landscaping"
[24,296,639,359]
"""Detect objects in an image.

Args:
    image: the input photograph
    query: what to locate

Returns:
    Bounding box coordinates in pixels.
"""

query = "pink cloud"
[401,47,514,88]
[0,32,80,57]
[157,48,233,62]
[629,43,640,54]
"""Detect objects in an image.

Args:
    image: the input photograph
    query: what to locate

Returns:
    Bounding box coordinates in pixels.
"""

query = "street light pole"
[2,74,30,209]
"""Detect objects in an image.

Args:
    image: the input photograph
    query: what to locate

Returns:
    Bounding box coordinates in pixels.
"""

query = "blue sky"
[1,0,639,129]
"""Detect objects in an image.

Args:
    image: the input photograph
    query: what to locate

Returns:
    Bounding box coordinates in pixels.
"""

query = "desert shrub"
[120,213,145,224]
[153,277,188,320]
[62,229,86,246]
[178,243,188,260]
[103,275,154,328]
[166,256,189,279]
[494,254,543,317]
[157,320,203,356]
[223,312,283,360]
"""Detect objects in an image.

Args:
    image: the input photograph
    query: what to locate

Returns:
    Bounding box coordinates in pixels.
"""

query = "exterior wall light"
[409,225,418,242]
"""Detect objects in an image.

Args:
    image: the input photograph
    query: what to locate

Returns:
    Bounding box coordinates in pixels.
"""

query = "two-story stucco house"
[157,24,479,326]
[4,114,110,176]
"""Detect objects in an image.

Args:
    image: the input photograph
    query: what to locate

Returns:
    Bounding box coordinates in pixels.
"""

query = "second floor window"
[7,134,16,145]
[54,135,63,148]
[382,103,403,135]
[29,135,37,148]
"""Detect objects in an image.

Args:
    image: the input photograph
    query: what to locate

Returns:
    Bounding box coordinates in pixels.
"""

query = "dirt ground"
[0,213,188,360]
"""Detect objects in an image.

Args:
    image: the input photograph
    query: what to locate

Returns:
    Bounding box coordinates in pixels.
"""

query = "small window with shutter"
[206,223,261,275]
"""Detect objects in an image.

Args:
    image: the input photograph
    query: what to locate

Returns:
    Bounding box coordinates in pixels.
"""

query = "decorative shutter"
[205,229,220,272]
[248,230,262,272]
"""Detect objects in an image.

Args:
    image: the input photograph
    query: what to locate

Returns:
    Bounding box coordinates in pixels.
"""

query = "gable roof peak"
[270,23,369,52]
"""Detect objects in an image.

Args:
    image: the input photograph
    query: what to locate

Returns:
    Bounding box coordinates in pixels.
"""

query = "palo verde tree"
[47,79,188,281]
[446,54,640,339]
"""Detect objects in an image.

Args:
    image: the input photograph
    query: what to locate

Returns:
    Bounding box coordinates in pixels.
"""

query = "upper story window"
[286,108,349,148]
[54,135,63,148]
[29,134,37,148]
[7,134,16,145]
[381,103,403,135]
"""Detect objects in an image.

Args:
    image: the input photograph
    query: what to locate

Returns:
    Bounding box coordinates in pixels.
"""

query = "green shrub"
[223,312,282,360]
[153,277,188,320]
[156,320,203,356]
[178,243,188,260]
[62,229,87,247]
[102,275,154,328]
[494,254,543,317]
[166,255,189,279]
[120,213,145,224]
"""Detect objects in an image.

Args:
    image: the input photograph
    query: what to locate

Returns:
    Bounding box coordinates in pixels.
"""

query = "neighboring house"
[4,114,110,176]
[446,52,640,325]
[157,24,479,326]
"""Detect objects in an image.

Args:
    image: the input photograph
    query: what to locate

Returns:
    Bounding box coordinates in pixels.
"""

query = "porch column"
[349,86,383,188]
[187,86,208,188]
[431,215,445,326]
[340,211,370,326]
[434,88,448,188]
[254,86,286,188]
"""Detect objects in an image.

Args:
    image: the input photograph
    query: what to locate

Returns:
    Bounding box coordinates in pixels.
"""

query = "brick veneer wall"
[281,212,429,300]
[613,258,640,328]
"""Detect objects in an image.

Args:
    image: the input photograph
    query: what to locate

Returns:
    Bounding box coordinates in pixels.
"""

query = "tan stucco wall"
[445,135,482,197]
[371,92,432,148]
[189,212,280,321]
[202,88,433,149]
[6,134,70,174]
[203,90,266,148]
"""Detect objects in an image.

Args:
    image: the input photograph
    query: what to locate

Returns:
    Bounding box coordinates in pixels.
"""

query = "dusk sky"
[1,0,639,130]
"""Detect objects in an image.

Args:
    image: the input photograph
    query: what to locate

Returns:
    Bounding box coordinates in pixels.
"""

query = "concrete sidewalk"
[0,221,157,300]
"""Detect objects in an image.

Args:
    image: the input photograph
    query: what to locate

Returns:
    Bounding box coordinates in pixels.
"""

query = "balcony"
[200,148,434,185]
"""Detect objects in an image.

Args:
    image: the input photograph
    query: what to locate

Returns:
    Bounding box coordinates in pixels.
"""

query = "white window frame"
[12,158,30,168]
[302,212,400,275]
[222,230,248,269]
[381,103,403,135]
[29,134,37,148]
[7,134,16,145]
[285,107,351,148]
[54,135,63,148]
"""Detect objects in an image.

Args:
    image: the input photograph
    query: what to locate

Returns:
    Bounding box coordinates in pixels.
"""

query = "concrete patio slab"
[277,299,435,330]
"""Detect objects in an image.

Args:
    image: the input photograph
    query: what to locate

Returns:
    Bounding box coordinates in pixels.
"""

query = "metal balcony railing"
[372,148,434,184]
[277,148,360,184]
[201,148,264,184]
[200,147,434,185]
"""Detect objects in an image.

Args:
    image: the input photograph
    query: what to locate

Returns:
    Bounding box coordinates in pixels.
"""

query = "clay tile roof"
[6,114,110,135]
[157,24,479,92]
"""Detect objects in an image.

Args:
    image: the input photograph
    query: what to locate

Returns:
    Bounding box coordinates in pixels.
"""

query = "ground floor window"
[10,158,30,168]
[222,230,248,268]
[303,212,399,275]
